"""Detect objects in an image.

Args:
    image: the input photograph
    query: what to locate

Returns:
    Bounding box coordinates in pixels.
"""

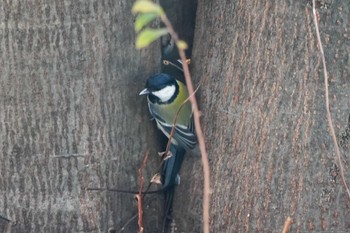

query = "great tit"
[140,73,196,233]
[139,73,197,150]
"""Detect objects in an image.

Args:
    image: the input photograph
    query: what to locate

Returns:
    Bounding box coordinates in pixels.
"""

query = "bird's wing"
[149,106,197,150]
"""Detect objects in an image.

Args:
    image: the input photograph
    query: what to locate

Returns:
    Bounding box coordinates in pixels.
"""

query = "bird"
[139,73,197,151]
[140,73,198,232]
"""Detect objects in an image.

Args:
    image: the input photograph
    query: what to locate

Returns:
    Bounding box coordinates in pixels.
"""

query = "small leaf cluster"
[132,0,188,50]
[132,0,167,48]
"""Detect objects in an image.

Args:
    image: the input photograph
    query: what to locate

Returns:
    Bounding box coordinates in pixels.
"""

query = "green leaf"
[132,1,164,15]
[135,13,158,32]
[136,28,168,48]
[176,40,188,50]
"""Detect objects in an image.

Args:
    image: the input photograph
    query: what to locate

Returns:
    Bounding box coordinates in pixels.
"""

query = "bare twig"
[87,182,162,194]
[282,217,292,233]
[312,0,350,200]
[163,60,184,72]
[136,152,149,233]
[0,215,10,222]
[160,14,211,233]
[118,196,158,233]
[118,214,138,233]
[51,153,88,158]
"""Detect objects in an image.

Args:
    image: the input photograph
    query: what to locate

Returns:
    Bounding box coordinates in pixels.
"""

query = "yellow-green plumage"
[140,73,197,150]
[149,80,192,126]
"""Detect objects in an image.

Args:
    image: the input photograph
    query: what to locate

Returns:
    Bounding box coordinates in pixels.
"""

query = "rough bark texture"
[0,1,163,232]
[1,0,350,233]
[173,0,350,232]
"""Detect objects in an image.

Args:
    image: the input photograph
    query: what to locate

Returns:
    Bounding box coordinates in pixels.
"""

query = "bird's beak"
[139,88,150,95]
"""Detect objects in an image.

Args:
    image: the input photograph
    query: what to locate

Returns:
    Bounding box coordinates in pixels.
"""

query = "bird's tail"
[161,144,186,233]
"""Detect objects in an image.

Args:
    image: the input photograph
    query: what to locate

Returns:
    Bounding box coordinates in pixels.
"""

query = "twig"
[118,196,158,233]
[0,215,11,222]
[137,152,149,233]
[51,153,88,158]
[282,217,292,233]
[118,213,138,233]
[87,182,162,194]
[163,60,184,72]
[312,0,350,200]
[160,14,211,233]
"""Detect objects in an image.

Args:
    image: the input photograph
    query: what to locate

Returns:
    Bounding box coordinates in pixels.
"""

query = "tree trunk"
[173,0,350,232]
[2,0,349,233]
[0,1,163,232]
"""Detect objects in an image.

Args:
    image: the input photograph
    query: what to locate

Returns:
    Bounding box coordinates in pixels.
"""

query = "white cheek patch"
[152,85,176,102]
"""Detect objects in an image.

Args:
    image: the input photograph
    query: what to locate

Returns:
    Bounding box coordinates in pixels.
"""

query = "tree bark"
[0,1,163,232]
[1,0,350,233]
[173,0,350,232]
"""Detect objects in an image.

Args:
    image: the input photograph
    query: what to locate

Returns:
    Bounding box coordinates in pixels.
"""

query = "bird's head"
[139,73,178,104]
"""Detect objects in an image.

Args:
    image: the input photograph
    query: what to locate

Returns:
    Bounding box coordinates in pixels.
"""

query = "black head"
[145,73,177,92]
[140,73,179,104]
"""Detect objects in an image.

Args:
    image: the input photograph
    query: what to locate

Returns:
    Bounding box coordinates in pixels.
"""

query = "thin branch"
[163,60,183,72]
[0,215,11,222]
[136,152,149,233]
[160,14,211,233]
[118,214,138,233]
[282,217,292,233]
[87,180,163,194]
[117,196,158,233]
[312,0,350,200]
[51,153,88,158]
